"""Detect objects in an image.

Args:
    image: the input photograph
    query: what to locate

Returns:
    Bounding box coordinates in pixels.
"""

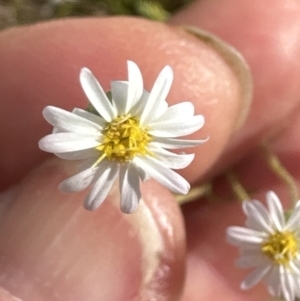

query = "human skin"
[0,0,300,300]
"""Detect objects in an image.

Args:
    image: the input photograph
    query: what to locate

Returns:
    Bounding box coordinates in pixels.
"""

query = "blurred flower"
[227,191,300,301]
[39,61,207,213]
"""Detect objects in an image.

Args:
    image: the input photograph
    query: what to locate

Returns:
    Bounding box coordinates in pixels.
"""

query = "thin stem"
[175,182,213,205]
[226,170,250,202]
[261,143,299,205]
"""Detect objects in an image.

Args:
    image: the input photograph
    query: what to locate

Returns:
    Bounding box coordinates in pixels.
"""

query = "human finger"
[170,0,300,175]
[170,0,300,299]
[0,17,251,190]
[0,158,185,301]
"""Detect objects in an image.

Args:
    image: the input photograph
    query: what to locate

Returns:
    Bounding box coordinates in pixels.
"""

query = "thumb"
[0,159,185,301]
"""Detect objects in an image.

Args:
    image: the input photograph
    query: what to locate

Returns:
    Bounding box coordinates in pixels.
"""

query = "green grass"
[0,0,195,29]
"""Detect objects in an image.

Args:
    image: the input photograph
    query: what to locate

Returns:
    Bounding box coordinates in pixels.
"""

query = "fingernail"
[0,159,185,301]
[182,26,253,132]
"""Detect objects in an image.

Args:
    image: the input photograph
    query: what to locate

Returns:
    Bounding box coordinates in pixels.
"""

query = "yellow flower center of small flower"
[262,231,298,265]
[96,114,152,163]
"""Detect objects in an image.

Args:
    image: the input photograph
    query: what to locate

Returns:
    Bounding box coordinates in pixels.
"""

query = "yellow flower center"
[262,231,298,265]
[95,114,152,163]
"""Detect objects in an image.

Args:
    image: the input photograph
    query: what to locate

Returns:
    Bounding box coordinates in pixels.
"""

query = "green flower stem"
[226,169,250,202]
[261,143,299,206]
[175,182,213,205]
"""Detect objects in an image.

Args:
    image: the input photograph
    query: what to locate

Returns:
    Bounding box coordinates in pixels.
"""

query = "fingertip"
[1,17,248,189]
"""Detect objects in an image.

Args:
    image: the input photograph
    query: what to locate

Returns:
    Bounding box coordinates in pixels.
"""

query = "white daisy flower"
[39,61,207,213]
[227,191,300,301]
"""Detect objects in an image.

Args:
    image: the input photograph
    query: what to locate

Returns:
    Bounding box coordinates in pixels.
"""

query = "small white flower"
[227,191,300,301]
[39,61,207,213]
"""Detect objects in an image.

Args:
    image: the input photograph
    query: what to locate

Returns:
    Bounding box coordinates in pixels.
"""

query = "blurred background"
[0,0,196,29]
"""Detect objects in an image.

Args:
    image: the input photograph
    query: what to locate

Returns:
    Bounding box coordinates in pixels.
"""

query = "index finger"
[0,17,247,190]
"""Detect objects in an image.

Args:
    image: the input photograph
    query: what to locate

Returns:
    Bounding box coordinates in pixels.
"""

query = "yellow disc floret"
[262,231,298,265]
[96,114,152,163]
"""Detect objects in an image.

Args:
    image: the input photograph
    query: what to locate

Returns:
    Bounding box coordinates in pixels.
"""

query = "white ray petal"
[293,272,300,298]
[126,61,143,113]
[289,261,300,276]
[72,108,106,129]
[149,115,205,137]
[130,90,149,116]
[151,136,209,149]
[133,90,168,121]
[80,68,116,122]
[139,65,173,126]
[243,201,273,233]
[252,200,271,220]
[134,163,150,182]
[267,191,284,231]
[133,156,190,194]
[241,264,271,290]
[148,145,195,169]
[149,100,168,121]
[287,201,300,231]
[281,270,296,301]
[84,161,119,211]
[43,106,102,134]
[55,148,100,160]
[39,133,100,153]
[266,266,281,297]
[150,101,195,124]
[111,81,128,115]
[59,167,98,193]
[227,226,266,245]
[119,163,141,214]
